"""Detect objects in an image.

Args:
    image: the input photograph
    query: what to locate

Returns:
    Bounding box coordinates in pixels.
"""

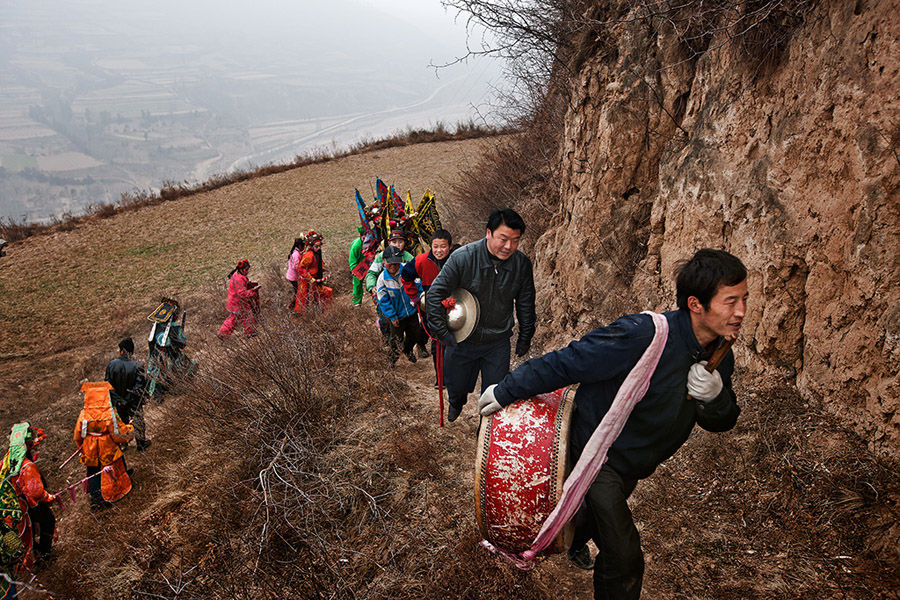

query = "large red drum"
[474,388,574,555]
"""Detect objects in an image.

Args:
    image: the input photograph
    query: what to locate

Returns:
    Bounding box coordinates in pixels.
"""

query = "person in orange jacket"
[0,423,55,583]
[74,382,134,509]
[6,423,55,567]
[293,230,333,314]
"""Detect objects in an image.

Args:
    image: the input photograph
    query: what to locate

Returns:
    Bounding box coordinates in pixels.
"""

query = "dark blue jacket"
[493,309,739,480]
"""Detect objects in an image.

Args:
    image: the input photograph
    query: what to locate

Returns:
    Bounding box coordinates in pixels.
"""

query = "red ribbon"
[417,302,447,427]
[52,465,117,511]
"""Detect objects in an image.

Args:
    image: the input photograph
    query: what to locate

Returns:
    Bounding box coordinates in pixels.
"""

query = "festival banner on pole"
[414,190,442,245]
[355,189,373,237]
[375,177,388,206]
[388,185,406,223]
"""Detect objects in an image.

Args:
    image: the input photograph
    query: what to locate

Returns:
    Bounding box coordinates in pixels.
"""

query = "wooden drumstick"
[688,336,736,401]
[705,335,736,372]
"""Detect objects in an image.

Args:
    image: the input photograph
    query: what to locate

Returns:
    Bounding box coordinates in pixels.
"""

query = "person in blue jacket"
[479,248,748,600]
[376,245,421,365]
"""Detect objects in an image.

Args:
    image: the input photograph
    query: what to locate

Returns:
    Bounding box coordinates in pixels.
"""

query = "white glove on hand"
[687,361,723,401]
[478,384,502,416]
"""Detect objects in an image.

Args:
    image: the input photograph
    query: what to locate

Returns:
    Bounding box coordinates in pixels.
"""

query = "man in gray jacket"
[425,208,535,422]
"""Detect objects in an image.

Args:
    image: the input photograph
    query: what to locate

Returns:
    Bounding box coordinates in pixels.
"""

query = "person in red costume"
[218,259,260,338]
[293,231,333,314]
[2,423,56,572]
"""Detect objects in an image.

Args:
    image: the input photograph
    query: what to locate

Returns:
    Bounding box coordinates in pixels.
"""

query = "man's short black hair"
[675,249,747,311]
[431,229,452,245]
[486,209,526,235]
[118,337,135,354]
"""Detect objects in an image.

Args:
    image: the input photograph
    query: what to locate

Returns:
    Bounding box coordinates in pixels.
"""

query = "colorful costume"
[348,228,365,306]
[293,232,333,314]
[286,246,302,309]
[218,261,259,337]
[73,382,134,506]
[146,301,196,402]
[1,423,53,583]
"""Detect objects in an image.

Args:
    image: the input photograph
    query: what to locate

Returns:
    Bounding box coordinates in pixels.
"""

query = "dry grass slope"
[0,135,896,599]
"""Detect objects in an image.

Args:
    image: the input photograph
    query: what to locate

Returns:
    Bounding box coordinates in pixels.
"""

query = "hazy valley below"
[0,0,500,222]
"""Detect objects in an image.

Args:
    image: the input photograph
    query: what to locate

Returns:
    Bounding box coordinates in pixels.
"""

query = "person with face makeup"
[294,231,333,314]
[478,248,748,600]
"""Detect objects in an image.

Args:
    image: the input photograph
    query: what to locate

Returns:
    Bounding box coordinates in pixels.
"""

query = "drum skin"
[474,388,574,555]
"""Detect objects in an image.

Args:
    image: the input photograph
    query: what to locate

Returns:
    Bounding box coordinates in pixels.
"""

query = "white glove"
[478,384,503,416]
[687,361,723,401]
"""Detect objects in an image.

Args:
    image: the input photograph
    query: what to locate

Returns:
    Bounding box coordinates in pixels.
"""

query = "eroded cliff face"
[533,1,899,456]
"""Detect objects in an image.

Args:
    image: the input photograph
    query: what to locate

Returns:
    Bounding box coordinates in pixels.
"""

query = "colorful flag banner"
[355,189,373,236]
[414,190,442,245]
[375,177,388,205]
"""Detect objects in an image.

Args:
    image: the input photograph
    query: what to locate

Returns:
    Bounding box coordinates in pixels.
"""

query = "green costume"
[0,424,31,598]
[349,235,365,305]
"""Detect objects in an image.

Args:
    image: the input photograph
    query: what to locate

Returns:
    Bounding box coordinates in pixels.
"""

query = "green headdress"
[0,423,32,521]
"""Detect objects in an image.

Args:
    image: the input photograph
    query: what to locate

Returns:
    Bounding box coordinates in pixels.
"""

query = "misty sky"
[2,0,494,89]
[0,0,507,221]
[0,0,505,131]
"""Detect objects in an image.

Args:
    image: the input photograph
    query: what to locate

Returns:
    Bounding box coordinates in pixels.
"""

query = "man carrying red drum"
[426,209,535,423]
[479,249,747,600]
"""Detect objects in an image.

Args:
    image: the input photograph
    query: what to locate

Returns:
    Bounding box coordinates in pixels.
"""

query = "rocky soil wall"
[532,0,899,457]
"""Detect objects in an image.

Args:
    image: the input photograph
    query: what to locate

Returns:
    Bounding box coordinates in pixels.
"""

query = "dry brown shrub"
[0,216,49,242]
[446,92,566,247]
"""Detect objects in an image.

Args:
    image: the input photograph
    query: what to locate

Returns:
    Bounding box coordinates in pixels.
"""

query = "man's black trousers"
[571,463,643,600]
[86,465,103,503]
[443,337,510,409]
[27,503,55,557]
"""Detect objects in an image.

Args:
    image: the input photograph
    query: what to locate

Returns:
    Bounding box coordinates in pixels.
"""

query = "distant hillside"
[0,0,501,222]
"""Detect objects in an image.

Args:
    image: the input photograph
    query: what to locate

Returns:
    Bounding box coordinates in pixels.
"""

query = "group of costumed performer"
[349,178,443,306]
[218,259,260,338]
[350,178,453,376]
[0,383,139,597]
[292,230,333,314]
